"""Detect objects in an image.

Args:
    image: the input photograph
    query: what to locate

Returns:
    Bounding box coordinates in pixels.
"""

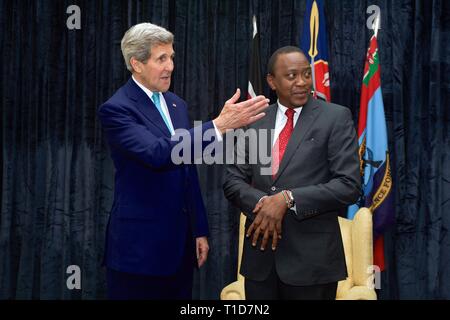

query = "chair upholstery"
[220,207,377,300]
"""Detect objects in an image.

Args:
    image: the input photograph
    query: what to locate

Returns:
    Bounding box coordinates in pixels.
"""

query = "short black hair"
[267,46,307,75]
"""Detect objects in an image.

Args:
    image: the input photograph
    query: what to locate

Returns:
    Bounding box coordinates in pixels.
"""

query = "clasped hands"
[246,192,289,251]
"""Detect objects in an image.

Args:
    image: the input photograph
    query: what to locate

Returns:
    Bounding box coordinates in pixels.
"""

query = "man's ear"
[130,57,141,73]
[266,73,276,90]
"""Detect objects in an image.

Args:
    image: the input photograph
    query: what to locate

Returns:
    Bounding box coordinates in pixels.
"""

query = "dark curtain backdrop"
[1,0,449,299]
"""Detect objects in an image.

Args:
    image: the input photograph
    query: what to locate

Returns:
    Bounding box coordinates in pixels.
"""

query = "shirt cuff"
[291,204,298,215]
[287,190,298,215]
[212,120,223,142]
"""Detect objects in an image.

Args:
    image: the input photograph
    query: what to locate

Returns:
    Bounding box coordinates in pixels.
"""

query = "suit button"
[271,186,276,191]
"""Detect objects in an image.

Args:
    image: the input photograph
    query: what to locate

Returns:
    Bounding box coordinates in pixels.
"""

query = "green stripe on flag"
[363,51,379,86]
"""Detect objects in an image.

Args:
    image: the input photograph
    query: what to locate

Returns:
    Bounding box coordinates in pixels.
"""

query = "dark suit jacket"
[223,97,360,286]
[98,78,213,276]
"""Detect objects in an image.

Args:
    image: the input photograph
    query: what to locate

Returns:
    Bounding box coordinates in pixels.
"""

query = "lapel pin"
[172,103,177,108]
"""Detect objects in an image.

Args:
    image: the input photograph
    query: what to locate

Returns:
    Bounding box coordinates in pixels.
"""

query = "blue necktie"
[151,93,174,135]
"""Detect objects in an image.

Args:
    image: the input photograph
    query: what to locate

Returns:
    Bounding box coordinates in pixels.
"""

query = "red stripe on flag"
[374,235,385,271]
[357,69,381,137]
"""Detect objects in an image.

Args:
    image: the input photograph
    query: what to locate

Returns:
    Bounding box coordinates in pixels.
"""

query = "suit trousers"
[106,228,196,300]
[245,263,337,300]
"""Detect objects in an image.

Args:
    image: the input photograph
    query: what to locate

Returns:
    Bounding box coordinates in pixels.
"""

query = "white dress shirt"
[272,100,303,147]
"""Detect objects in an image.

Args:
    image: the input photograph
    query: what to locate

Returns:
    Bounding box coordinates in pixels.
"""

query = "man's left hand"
[247,193,288,251]
[196,236,209,268]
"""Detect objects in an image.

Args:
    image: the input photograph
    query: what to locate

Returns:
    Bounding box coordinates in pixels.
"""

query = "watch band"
[282,190,295,208]
[287,190,295,206]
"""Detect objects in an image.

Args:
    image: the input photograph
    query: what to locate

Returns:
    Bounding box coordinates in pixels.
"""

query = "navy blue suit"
[98,79,214,297]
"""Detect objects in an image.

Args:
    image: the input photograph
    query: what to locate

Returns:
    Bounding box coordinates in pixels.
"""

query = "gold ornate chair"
[220,207,377,300]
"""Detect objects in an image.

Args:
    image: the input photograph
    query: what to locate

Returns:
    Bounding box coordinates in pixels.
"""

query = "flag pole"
[308,1,319,94]
[252,15,257,37]
[373,12,380,38]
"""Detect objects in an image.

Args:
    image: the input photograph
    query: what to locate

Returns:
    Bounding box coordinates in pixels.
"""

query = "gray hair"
[121,22,174,72]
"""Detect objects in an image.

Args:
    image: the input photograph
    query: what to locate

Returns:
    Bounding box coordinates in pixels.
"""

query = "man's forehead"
[276,52,310,67]
[151,43,174,55]
[278,60,311,70]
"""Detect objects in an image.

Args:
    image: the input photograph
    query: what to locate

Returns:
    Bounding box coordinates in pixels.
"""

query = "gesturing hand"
[247,193,288,251]
[213,89,270,134]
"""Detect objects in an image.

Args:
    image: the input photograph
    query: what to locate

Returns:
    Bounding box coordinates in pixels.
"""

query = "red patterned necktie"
[272,108,295,178]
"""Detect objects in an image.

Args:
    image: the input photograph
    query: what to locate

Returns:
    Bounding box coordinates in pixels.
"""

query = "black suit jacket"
[223,96,361,286]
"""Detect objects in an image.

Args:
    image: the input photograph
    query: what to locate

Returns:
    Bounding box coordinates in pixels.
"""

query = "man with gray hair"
[98,22,269,299]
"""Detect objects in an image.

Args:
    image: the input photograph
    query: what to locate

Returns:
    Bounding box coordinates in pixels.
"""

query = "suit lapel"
[272,96,321,184]
[163,92,183,131]
[255,104,277,184]
[125,78,171,137]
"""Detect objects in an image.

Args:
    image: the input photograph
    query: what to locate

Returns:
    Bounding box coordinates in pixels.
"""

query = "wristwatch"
[284,190,295,209]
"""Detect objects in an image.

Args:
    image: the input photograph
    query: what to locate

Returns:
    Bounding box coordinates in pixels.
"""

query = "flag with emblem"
[347,26,395,271]
[248,15,263,99]
[300,0,331,102]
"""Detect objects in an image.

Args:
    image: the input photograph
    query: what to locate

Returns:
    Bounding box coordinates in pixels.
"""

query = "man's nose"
[295,74,306,86]
[166,59,174,72]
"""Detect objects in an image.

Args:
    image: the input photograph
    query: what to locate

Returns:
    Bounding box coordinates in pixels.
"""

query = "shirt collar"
[132,75,159,100]
[277,100,302,115]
